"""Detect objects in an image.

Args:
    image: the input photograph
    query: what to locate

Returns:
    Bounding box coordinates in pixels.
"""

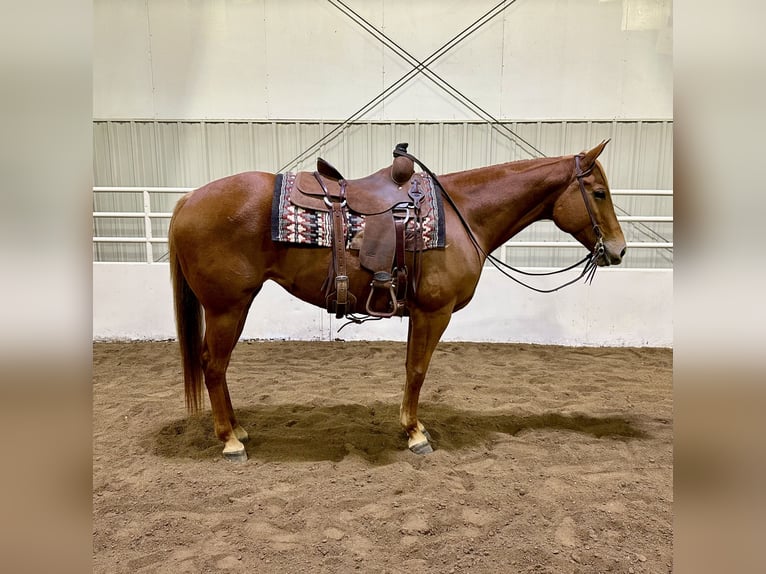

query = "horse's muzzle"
[598,243,626,266]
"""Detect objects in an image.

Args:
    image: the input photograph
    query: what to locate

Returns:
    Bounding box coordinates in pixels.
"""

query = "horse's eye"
[593,190,607,200]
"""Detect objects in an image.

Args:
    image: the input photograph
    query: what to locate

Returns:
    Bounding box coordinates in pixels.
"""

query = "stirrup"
[365,271,401,318]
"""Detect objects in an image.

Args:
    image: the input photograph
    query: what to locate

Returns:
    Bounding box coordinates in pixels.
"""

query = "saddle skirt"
[271,171,446,260]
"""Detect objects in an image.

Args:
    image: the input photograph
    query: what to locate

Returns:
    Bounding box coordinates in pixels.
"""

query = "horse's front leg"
[401,306,452,454]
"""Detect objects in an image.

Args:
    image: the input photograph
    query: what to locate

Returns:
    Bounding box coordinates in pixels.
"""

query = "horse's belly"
[268,247,372,310]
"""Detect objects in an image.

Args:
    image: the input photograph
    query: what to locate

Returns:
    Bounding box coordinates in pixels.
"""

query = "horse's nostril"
[620,247,627,258]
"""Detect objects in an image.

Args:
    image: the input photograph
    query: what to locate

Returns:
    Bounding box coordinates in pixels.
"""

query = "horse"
[168,140,626,461]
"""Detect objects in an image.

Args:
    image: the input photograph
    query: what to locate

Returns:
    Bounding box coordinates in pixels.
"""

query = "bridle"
[395,148,610,293]
[575,154,608,267]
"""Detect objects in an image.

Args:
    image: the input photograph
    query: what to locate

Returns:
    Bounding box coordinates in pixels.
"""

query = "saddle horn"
[391,143,414,186]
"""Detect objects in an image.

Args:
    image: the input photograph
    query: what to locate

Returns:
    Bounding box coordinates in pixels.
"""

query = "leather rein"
[395,148,607,294]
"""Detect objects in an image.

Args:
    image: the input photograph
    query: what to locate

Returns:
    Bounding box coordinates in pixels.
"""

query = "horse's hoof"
[422,429,432,442]
[223,448,248,462]
[233,426,249,443]
[409,440,434,455]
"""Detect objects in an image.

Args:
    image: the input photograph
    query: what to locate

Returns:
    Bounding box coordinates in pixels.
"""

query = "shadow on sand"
[152,401,647,465]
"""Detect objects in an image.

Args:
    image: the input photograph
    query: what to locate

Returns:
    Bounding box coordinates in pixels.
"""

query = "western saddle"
[289,143,427,319]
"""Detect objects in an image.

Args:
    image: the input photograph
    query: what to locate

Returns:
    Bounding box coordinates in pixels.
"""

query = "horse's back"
[177,171,275,217]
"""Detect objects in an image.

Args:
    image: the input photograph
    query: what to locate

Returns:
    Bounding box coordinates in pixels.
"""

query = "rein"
[394,148,606,294]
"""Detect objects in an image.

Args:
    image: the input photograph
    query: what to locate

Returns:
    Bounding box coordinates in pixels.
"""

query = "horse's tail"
[169,196,204,413]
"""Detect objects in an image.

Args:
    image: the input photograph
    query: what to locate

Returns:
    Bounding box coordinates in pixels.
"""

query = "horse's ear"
[580,139,610,170]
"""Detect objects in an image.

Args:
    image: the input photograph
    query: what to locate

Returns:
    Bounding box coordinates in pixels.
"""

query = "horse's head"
[552,140,627,266]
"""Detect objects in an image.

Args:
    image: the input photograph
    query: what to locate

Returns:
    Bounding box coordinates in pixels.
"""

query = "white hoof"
[233,425,249,442]
[223,447,247,462]
[223,436,247,462]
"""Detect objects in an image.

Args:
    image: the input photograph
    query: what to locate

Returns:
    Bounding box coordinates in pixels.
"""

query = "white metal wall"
[93,264,673,347]
[94,0,672,120]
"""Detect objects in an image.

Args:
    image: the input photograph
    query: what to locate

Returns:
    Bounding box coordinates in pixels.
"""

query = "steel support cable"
[277,0,515,172]
[328,0,673,251]
[328,0,544,159]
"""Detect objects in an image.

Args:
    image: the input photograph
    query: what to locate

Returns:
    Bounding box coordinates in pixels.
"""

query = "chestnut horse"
[168,141,626,461]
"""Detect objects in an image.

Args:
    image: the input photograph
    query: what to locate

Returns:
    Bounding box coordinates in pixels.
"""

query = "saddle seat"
[290,162,417,216]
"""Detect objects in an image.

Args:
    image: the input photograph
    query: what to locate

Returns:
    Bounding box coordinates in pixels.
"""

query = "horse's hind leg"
[224,385,248,443]
[222,289,261,445]
[201,304,251,462]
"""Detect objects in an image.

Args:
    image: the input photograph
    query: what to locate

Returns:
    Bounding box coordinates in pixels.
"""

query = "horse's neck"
[441,157,572,253]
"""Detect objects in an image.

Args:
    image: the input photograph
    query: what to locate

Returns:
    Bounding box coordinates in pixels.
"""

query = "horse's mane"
[440,155,569,184]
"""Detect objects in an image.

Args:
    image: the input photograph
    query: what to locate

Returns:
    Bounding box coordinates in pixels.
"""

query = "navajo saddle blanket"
[271,171,446,252]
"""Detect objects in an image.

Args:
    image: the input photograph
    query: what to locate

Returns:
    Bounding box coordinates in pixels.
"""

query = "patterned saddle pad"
[271,172,445,251]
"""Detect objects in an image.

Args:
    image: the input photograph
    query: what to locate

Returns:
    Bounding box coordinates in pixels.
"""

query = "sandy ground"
[93,340,672,573]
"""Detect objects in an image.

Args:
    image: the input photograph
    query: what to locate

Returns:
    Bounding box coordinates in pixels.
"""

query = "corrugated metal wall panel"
[609,121,641,187]
[133,121,160,184]
[93,119,674,187]
[251,122,275,171]
[177,122,206,186]
[93,119,673,267]
[228,122,253,175]
[108,121,138,185]
[342,122,370,178]
[93,122,112,185]
[366,122,388,170]
[315,122,345,173]
[440,123,467,173]
[156,122,181,186]
[204,122,231,181]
